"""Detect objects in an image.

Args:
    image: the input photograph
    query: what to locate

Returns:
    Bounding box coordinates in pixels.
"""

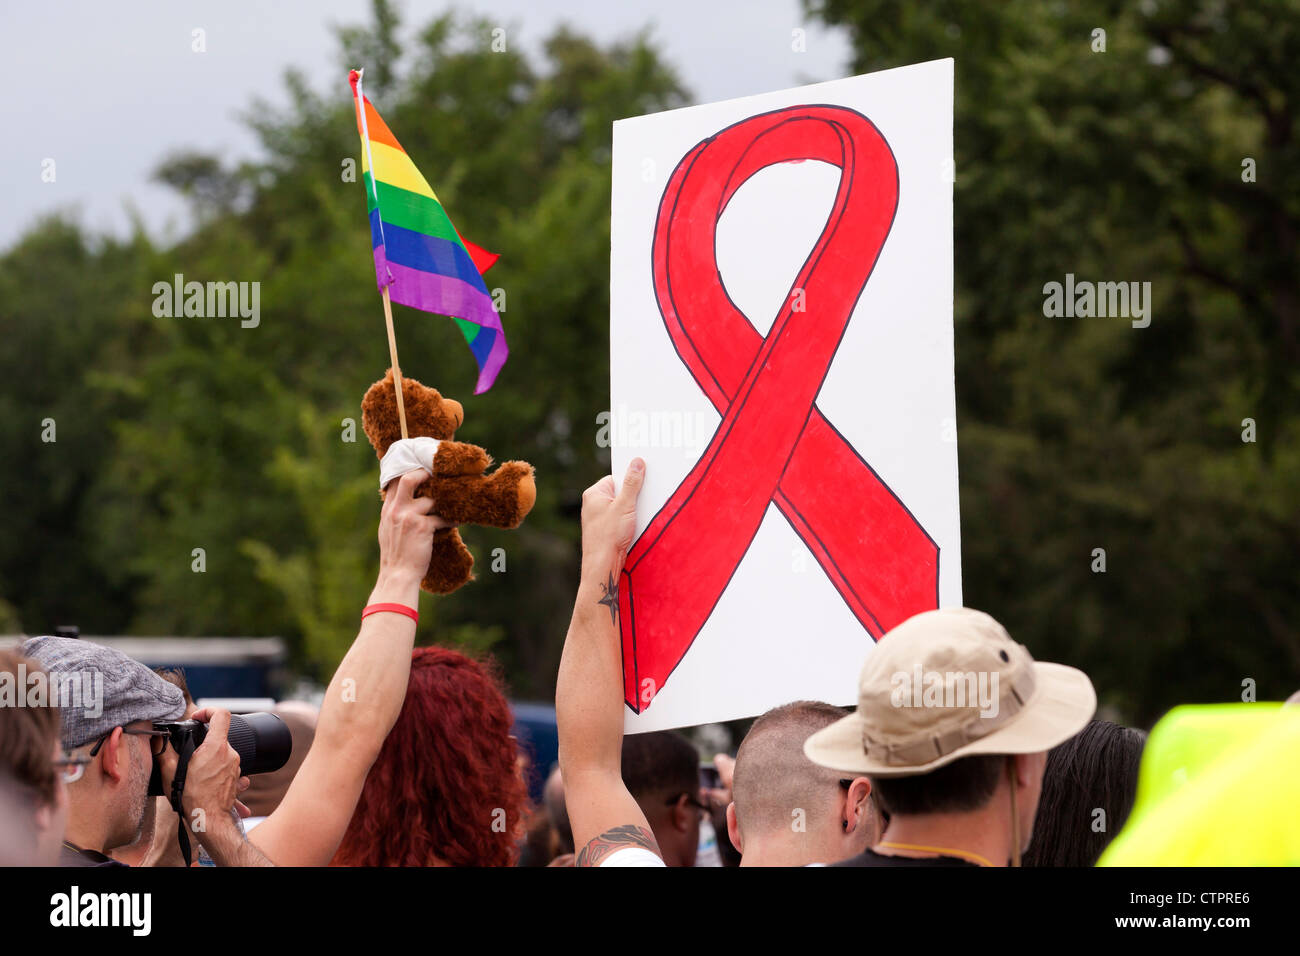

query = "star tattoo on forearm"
[596,572,619,626]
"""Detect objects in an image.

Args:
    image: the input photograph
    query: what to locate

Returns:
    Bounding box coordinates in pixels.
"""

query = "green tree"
[0,218,157,635]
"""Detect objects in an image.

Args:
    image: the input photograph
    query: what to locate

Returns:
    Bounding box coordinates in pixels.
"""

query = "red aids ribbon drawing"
[620,105,940,714]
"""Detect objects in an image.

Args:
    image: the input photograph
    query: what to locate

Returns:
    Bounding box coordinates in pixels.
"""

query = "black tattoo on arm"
[596,572,620,626]
[576,824,661,867]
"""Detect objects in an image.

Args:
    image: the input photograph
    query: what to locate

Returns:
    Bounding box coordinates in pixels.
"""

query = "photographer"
[20,636,269,867]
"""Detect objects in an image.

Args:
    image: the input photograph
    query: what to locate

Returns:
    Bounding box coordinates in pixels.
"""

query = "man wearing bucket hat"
[804,607,1096,867]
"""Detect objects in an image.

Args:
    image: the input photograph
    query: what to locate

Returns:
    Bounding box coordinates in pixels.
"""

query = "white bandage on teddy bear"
[378,437,441,490]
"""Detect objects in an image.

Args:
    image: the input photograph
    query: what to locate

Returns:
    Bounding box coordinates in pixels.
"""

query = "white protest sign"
[610,59,960,732]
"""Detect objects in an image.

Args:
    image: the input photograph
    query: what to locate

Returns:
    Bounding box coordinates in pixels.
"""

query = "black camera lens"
[149,712,292,796]
[225,712,292,776]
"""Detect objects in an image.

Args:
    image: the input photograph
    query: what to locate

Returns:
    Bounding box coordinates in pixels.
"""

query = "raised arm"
[556,458,663,867]
[249,469,439,865]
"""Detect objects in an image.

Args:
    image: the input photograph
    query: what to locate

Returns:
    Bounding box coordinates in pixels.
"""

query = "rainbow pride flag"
[349,68,507,393]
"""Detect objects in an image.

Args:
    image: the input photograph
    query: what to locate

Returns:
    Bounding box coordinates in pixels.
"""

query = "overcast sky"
[0,0,851,251]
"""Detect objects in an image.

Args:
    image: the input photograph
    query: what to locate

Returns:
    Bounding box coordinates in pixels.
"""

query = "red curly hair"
[332,645,529,866]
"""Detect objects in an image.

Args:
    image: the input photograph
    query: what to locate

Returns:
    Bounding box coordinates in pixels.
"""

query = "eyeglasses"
[664,792,711,816]
[87,726,170,759]
[57,727,170,786]
[54,754,92,784]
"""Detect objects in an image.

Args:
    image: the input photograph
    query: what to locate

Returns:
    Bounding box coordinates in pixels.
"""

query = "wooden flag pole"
[381,287,408,439]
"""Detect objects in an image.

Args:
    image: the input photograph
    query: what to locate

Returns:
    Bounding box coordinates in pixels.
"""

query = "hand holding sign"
[580,458,647,617]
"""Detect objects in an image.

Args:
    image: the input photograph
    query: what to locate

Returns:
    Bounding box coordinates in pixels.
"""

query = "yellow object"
[1099,703,1300,866]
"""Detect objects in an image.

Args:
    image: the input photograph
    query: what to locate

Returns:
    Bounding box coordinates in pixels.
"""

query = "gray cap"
[19,636,185,750]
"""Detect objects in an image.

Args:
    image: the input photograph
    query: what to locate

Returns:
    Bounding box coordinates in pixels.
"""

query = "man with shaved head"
[726,701,881,866]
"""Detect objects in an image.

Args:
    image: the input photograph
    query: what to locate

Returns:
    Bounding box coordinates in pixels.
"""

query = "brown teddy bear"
[361,369,536,594]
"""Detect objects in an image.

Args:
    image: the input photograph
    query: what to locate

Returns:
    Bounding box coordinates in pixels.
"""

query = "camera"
[147,712,292,796]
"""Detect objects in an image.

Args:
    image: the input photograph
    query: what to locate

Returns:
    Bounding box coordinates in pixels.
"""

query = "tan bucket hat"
[804,608,1096,777]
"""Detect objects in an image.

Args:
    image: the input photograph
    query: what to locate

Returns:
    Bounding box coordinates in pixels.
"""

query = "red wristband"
[362,602,419,624]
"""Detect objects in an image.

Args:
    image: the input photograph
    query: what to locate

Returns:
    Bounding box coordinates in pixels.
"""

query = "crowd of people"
[1,459,1296,868]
